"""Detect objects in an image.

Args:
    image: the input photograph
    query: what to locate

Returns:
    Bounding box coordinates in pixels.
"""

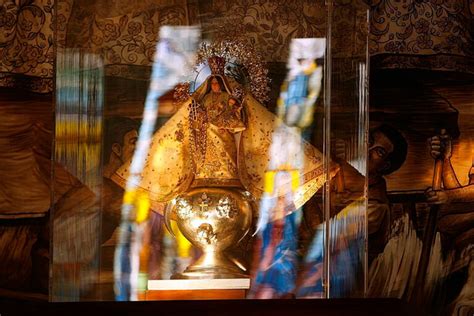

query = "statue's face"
[211,78,221,93]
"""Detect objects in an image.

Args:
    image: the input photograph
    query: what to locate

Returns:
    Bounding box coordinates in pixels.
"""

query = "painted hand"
[425,187,450,204]
[428,133,452,160]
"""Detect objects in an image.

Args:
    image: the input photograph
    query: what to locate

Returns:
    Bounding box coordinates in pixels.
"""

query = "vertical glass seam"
[323,0,333,300]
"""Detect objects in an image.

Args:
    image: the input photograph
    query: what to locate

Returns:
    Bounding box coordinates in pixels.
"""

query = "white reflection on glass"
[114,26,200,301]
[277,38,325,131]
[249,38,325,299]
[54,50,104,301]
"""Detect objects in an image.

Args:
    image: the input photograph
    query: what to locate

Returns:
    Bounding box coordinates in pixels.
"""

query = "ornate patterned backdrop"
[1,0,473,91]
[64,0,188,66]
[369,0,474,71]
[194,0,328,62]
[0,0,55,93]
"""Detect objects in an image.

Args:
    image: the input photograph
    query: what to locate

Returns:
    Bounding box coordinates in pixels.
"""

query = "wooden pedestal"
[140,278,250,301]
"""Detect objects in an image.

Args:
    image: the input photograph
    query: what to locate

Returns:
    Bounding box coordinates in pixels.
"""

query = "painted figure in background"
[103,118,139,179]
[101,117,139,244]
[296,124,406,298]
[367,125,423,300]
[367,124,408,264]
[426,133,474,315]
[93,117,147,299]
[297,124,407,298]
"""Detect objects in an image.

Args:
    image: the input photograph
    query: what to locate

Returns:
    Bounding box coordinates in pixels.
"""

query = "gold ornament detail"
[173,82,191,105]
[188,99,208,170]
[173,39,271,105]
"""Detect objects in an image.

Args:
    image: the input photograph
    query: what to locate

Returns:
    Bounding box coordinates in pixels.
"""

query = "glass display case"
[52,0,369,301]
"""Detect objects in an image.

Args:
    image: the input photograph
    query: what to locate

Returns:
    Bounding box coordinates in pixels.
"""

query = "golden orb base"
[165,186,254,280]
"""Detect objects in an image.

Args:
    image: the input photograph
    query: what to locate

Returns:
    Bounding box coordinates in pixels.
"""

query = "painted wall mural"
[0,0,473,314]
[1,0,473,93]
[369,0,474,72]
[367,69,474,315]
[0,0,55,93]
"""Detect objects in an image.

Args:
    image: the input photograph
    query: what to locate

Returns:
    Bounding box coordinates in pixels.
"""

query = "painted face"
[120,129,138,163]
[211,78,221,93]
[368,130,394,177]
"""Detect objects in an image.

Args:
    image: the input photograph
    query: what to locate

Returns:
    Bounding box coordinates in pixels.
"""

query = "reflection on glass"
[53,50,104,301]
[277,38,325,133]
[248,38,327,299]
[113,26,201,301]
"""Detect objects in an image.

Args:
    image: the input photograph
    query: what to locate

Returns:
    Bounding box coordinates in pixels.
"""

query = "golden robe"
[112,75,334,214]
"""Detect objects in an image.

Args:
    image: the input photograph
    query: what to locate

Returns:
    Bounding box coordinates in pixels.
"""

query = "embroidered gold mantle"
[112,75,334,214]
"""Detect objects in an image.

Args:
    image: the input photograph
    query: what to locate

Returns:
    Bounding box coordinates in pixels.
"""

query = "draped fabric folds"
[112,76,333,215]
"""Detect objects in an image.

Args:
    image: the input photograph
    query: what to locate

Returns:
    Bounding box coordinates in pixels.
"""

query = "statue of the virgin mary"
[112,56,330,279]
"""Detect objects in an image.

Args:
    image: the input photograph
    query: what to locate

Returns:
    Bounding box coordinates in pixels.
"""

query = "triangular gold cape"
[112,76,337,214]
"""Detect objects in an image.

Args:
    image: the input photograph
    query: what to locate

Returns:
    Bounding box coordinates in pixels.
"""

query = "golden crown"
[208,56,226,75]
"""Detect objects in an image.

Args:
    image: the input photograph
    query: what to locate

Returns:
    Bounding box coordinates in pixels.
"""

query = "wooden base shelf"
[140,278,250,300]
